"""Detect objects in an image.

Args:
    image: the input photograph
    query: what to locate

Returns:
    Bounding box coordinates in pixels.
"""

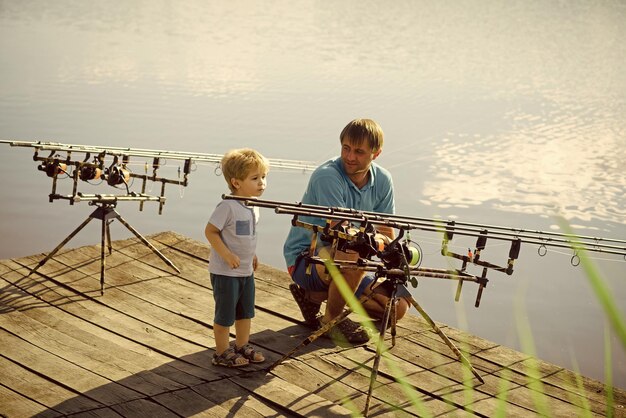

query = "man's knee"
[395,298,409,320]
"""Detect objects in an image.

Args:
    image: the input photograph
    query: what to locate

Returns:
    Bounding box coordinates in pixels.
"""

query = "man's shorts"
[211,273,255,327]
[289,254,410,299]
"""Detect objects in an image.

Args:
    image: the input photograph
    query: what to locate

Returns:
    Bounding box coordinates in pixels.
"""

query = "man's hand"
[375,225,395,240]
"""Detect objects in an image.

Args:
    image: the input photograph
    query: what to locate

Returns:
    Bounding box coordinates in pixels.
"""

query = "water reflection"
[421,105,625,223]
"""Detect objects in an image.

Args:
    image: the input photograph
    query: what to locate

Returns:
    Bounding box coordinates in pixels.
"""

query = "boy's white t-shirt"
[208,199,259,276]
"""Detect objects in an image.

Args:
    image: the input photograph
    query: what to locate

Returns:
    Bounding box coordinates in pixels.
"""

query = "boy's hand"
[225,253,241,269]
[253,255,258,271]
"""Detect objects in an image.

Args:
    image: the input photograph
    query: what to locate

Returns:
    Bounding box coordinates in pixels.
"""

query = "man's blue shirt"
[283,156,395,268]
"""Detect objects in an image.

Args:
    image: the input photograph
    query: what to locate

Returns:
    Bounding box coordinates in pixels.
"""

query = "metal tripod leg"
[363,282,399,416]
[100,212,106,295]
[106,221,113,255]
[27,216,95,278]
[114,212,181,274]
[27,203,179,295]
[266,288,382,372]
[266,304,354,372]
[408,296,485,384]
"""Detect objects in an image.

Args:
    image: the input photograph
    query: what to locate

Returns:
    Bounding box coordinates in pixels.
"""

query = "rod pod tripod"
[27,201,180,294]
[268,270,485,417]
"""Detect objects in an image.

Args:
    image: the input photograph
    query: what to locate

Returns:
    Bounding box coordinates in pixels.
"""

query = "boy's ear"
[230,178,240,190]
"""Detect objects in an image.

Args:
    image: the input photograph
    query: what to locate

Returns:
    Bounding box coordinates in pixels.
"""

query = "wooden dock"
[1,231,624,417]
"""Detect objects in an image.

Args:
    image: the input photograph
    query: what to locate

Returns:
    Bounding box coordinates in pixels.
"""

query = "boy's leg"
[211,273,247,365]
[234,318,251,348]
[234,275,264,362]
[213,323,231,355]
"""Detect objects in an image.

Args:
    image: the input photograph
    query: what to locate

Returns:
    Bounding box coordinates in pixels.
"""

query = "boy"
[205,148,269,367]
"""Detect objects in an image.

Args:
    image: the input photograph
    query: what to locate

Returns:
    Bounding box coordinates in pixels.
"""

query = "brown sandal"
[235,343,265,363]
[212,347,249,367]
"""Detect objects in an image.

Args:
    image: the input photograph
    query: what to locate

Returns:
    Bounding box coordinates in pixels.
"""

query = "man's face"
[340,138,381,177]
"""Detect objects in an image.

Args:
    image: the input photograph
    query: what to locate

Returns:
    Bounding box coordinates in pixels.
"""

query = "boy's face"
[230,168,267,197]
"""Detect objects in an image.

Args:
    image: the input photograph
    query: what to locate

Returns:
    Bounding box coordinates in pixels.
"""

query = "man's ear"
[373,149,382,160]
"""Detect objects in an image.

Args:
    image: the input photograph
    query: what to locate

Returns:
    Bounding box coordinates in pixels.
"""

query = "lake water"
[1,0,624,388]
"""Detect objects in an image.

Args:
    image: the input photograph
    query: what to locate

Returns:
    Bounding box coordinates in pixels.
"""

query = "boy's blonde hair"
[221,148,269,192]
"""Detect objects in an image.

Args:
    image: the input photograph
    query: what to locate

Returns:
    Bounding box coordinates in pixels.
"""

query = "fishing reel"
[103,164,130,187]
[79,164,102,181]
[37,159,67,177]
[328,222,422,270]
[379,238,421,270]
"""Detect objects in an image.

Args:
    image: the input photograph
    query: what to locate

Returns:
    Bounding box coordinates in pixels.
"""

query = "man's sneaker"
[320,317,370,345]
[289,283,321,328]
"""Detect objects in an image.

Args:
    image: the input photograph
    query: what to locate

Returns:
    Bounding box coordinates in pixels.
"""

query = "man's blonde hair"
[221,148,269,192]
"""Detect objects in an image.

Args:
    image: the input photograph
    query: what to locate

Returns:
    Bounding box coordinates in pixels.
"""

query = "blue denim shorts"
[211,273,255,327]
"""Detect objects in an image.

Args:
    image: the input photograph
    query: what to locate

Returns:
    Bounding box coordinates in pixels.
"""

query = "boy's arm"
[205,222,240,269]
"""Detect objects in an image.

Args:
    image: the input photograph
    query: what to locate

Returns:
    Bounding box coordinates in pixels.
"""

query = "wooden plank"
[271,355,435,417]
[539,367,622,417]
[318,349,466,415]
[502,385,606,417]
[12,247,336,378]
[0,309,186,397]
[479,348,605,413]
[0,355,102,415]
[232,372,355,417]
[112,238,208,282]
[0,329,143,407]
[0,384,61,418]
[474,344,532,370]
[24,248,339,364]
[53,248,323,353]
[438,325,500,352]
[191,380,289,417]
[151,388,227,417]
[151,231,211,261]
[110,398,179,417]
[0,278,206,388]
[60,407,125,417]
[467,395,537,418]
[1,260,223,378]
[10,253,105,299]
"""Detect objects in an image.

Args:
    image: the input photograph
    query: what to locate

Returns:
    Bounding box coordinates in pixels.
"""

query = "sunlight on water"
[424,111,626,223]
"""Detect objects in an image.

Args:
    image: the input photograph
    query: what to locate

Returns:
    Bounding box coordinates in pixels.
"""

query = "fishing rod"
[224,195,626,307]
[1,140,317,171]
[1,139,316,295]
[0,140,315,214]
[224,196,626,259]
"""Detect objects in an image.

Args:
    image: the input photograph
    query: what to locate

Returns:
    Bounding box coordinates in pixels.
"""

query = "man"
[283,118,410,344]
